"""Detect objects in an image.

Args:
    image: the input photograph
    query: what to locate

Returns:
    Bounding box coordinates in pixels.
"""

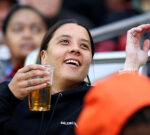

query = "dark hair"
[39,19,95,58]
[2,4,49,35]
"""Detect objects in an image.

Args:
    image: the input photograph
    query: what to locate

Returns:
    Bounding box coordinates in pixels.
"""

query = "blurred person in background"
[105,0,136,23]
[95,0,139,52]
[17,0,94,29]
[0,5,48,82]
[0,0,17,60]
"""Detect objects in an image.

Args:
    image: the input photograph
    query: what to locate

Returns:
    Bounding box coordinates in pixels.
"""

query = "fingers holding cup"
[28,65,54,111]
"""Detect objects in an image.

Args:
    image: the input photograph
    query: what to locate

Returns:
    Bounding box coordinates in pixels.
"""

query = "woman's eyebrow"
[57,34,71,39]
[81,39,90,44]
[11,22,43,26]
[57,35,90,44]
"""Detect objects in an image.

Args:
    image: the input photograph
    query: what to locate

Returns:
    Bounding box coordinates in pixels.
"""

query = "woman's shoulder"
[0,59,11,65]
[0,59,11,80]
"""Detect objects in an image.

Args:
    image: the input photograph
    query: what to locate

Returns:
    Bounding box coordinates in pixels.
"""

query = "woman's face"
[5,9,46,60]
[41,23,92,84]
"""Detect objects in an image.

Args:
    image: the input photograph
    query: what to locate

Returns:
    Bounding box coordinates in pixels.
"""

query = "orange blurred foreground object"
[76,73,150,135]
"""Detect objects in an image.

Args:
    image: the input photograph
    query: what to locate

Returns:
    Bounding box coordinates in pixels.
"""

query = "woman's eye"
[32,27,41,33]
[12,26,22,32]
[81,43,89,49]
[60,39,69,44]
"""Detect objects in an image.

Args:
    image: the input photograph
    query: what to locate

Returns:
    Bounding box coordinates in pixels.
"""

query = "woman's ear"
[40,50,47,64]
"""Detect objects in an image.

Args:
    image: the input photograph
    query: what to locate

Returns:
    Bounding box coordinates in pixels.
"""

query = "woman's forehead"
[10,9,43,23]
[53,23,90,39]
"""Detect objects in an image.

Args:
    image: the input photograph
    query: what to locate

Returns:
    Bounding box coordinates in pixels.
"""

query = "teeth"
[66,60,79,66]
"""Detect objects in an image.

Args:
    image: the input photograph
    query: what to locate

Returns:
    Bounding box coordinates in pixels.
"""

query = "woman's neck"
[51,79,80,94]
[10,57,25,68]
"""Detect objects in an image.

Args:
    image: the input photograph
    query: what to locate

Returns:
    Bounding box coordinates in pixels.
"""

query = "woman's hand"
[124,24,150,71]
[8,64,50,100]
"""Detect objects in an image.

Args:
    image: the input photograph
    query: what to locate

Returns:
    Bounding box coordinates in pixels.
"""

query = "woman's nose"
[22,29,32,38]
[70,45,80,55]
[71,49,80,54]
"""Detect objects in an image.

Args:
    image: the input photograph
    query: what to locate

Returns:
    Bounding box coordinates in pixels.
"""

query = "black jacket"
[0,81,91,135]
